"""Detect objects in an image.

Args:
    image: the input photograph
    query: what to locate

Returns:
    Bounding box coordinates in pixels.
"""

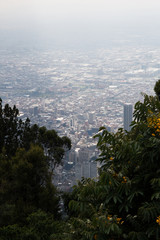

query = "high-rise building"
[123,103,133,131]
[75,147,97,180]
[88,112,95,124]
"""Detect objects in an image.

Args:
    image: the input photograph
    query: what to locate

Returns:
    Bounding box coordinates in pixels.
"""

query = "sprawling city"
[0,46,159,191]
[1,0,160,238]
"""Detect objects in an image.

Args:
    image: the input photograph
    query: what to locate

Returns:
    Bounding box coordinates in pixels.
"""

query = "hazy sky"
[1,0,160,26]
[1,0,160,49]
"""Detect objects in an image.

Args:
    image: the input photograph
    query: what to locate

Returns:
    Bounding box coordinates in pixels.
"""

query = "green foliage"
[0,145,60,225]
[25,210,56,240]
[65,81,160,239]
[0,224,23,240]
[154,79,160,98]
[0,99,71,167]
[3,79,160,239]
[0,210,63,240]
[0,99,71,235]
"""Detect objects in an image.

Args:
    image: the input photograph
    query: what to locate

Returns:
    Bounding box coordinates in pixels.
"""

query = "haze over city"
[1,0,160,187]
[1,2,160,238]
[1,0,160,49]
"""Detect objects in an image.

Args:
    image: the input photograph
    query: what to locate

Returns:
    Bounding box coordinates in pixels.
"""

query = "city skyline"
[1,1,160,188]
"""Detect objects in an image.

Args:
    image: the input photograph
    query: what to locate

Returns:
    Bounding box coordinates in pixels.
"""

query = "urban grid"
[0,46,159,191]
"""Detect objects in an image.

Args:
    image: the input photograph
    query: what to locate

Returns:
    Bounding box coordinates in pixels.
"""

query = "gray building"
[75,147,97,181]
[123,103,133,131]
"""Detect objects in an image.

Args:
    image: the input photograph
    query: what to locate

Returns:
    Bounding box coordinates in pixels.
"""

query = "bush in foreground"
[66,81,160,240]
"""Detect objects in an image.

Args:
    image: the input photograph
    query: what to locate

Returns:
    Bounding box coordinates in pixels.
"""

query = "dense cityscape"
[0,46,159,191]
[1,0,160,237]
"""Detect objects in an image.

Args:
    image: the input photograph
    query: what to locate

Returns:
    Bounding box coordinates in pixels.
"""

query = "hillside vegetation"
[1,81,160,239]
[63,80,160,240]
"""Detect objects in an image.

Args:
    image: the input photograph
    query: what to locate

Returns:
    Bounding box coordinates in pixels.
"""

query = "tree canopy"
[0,98,71,167]
[0,99,71,234]
[2,80,160,239]
[65,80,160,240]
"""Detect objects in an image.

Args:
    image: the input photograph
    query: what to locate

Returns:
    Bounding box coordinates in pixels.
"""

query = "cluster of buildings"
[0,46,159,191]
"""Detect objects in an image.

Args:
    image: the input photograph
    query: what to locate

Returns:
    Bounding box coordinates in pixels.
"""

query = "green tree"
[154,79,160,100]
[0,210,64,240]
[66,81,160,240]
[0,145,60,225]
[0,99,71,228]
[0,99,71,167]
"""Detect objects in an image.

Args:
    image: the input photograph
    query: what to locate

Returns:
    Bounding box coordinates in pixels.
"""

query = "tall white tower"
[123,103,133,131]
